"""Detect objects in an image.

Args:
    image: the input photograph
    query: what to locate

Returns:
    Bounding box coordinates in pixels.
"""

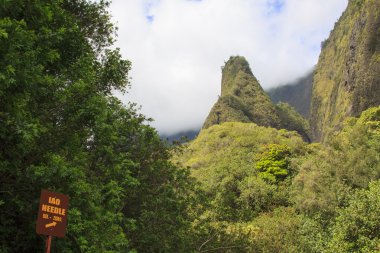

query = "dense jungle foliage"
[175,106,380,252]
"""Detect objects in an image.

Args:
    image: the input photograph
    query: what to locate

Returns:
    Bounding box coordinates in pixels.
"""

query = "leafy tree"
[327,181,380,253]
[0,1,194,252]
[173,122,306,251]
[255,144,291,183]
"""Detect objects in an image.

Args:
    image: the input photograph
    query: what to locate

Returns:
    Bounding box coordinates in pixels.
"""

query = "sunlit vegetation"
[174,106,380,252]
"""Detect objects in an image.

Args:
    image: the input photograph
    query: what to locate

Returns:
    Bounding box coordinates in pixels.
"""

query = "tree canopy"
[0,1,194,252]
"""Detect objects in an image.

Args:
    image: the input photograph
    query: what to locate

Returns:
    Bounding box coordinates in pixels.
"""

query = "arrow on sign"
[45,222,57,228]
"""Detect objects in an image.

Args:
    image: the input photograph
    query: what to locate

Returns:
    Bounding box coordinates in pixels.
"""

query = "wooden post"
[45,235,52,253]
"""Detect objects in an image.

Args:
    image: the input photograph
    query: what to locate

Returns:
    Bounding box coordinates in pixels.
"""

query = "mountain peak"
[221,56,255,96]
[202,56,280,129]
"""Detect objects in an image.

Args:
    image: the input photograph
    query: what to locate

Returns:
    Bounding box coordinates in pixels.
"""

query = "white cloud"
[110,0,348,135]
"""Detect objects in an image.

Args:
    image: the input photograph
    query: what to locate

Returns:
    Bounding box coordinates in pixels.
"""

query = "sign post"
[36,189,69,252]
[46,235,52,253]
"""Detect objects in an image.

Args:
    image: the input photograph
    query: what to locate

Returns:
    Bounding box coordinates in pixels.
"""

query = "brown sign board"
[36,189,69,237]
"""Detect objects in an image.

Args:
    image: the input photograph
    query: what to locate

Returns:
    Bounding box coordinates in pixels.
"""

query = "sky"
[110,0,348,135]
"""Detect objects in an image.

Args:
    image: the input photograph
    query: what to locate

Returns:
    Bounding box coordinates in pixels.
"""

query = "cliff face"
[310,0,380,142]
[203,56,280,129]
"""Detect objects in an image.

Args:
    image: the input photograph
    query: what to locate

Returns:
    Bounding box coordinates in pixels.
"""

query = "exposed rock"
[310,0,380,142]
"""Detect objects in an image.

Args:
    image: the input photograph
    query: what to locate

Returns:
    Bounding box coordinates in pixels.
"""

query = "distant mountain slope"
[310,0,380,142]
[161,129,199,143]
[267,71,313,118]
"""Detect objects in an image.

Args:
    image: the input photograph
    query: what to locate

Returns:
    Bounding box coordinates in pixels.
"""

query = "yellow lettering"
[53,216,62,222]
[41,204,66,216]
[48,197,61,206]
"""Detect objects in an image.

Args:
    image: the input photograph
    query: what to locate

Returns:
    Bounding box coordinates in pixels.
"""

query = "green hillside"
[177,122,305,186]
[173,106,380,252]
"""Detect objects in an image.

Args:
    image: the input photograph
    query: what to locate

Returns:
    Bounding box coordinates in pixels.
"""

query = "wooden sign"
[36,189,69,238]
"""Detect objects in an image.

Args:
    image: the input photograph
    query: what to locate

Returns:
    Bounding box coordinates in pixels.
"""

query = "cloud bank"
[110,0,348,135]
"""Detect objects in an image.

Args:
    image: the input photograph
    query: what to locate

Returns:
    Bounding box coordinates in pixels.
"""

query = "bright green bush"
[255,144,291,183]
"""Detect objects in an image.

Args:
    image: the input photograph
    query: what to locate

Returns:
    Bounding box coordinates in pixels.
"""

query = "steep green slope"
[267,71,313,118]
[310,0,380,142]
[203,56,281,129]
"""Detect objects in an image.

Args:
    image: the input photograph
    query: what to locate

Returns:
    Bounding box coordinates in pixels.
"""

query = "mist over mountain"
[161,129,199,143]
[267,71,313,118]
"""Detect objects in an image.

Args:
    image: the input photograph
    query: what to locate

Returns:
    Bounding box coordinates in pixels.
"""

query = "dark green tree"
[0,1,194,252]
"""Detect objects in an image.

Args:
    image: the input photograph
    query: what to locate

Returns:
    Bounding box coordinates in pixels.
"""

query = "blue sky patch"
[146,15,154,23]
[266,0,285,16]
[143,0,159,23]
